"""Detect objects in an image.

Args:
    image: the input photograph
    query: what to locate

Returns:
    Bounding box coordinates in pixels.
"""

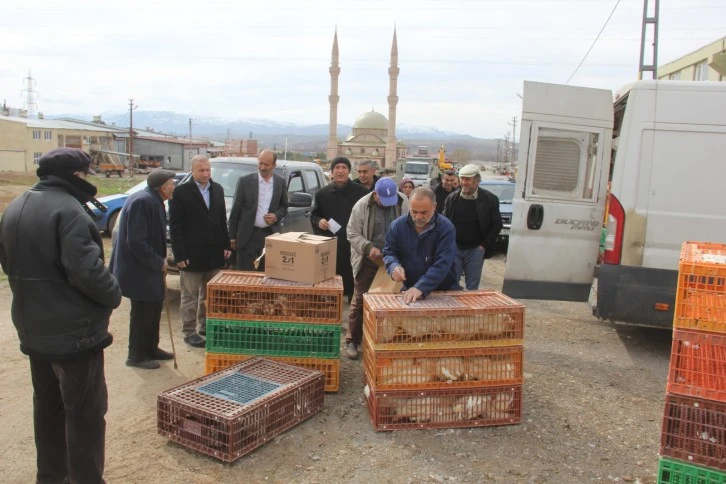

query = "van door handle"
[527,204,544,230]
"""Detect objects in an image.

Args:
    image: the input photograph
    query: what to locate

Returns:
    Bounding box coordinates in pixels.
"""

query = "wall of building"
[658,37,726,81]
[133,139,184,170]
[0,119,31,171]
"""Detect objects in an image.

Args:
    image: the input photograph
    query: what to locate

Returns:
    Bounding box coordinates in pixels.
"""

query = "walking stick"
[163,275,178,369]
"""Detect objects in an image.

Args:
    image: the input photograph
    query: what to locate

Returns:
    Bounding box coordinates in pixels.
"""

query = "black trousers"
[128,299,163,362]
[29,350,107,484]
[236,228,270,272]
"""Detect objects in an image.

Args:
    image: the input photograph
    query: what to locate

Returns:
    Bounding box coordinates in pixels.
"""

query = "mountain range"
[51,110,512,161]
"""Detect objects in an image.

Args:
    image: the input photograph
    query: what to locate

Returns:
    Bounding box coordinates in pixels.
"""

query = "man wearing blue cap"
[345,177,409,359]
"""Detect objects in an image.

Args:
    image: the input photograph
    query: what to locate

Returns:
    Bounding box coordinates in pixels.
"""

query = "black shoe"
[184,334,206,348]
[126,359,161,370]
[152,348,174,360]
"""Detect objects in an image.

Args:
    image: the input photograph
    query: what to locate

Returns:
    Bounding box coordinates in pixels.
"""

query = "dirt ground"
[0,242,672,484]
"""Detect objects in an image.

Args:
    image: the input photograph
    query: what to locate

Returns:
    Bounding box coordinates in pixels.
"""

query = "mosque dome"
[353,110,388,130]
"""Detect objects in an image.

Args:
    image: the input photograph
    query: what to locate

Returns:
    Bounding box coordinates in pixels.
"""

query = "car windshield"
[209,163,285,197]
[405,162,429,175]
[480,182,515,203]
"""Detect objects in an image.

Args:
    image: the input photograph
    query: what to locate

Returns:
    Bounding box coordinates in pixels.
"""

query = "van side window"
[288,171,304,194]
[304,169,321,194]
[530,127,600,202]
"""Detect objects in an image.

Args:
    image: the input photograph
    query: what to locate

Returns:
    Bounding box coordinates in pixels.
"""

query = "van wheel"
[107,211,119,234]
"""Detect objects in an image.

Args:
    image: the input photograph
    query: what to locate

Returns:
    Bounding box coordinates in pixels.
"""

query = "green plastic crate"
[206,319,340,358]
[659,457,726,484]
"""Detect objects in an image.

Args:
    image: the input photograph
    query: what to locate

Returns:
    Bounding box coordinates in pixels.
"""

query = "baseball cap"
[374,177,399,207]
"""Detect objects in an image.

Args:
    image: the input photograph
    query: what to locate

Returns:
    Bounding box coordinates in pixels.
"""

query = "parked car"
[479,177,515,243]
[90,172,186,234]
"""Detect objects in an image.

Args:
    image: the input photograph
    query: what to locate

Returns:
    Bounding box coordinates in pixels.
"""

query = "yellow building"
[0,113,118,172]
[658,36,726,81]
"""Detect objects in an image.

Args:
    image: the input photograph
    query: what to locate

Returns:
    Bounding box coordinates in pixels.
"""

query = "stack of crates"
[659,241,726,482]
[158,357,324,462]
[361,290,525,431]
[203,271,344,392]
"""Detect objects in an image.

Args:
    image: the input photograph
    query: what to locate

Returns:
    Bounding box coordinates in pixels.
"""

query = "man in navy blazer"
[169,155,231,348]
[228,149,288,271]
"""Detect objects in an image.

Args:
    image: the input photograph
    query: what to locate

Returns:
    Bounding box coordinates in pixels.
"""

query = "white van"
[503,80,726,329]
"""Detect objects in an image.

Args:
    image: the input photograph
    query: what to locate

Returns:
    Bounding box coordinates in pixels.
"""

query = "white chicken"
[435,357,466,382]
[390,397,438,423]
[473,313,516,339]
[465,355,517,382]
[379,359,433,386]
[486,391,515,419]
[452,394,490,421]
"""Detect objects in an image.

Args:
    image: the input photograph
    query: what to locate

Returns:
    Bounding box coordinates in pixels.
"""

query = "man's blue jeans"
[455,246,485,290]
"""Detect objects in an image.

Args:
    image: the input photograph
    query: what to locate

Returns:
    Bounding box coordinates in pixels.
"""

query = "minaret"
[327,29,341,162]
[384,28,399,169]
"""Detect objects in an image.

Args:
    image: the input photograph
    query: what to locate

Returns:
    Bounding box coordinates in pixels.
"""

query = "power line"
[566,0,623,84]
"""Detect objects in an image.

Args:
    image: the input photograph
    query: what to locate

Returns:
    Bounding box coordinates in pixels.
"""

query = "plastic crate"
[675,242,726,333]
[362,340,523,391]
[667,329,726,403]
[206,319,340,358]
[660,393,726,471]
[363,291,524,350]
[657,457,726,484]
[364,378,522,431]
[157,357,324,462]
[205,353,340,393]
[206,271,343,324]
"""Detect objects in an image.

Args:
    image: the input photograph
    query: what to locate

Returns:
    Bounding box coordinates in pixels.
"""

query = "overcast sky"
[1,0,724,138]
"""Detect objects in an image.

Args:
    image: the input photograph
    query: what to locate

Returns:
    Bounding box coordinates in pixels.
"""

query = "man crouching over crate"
[383,186,460,305]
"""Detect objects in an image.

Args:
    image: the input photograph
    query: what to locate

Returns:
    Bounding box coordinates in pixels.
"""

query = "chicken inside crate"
[363,292,524,348]
[364,383,522,430]
[206,272,343,324]
[363,343,523,389]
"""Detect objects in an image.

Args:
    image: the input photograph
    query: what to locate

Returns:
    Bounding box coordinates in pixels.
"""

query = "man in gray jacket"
[0,148,122,484]
[345,177,409,359]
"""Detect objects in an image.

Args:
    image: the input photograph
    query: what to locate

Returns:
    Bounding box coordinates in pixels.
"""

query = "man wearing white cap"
[345,178,409,359]
[443,163,503,290]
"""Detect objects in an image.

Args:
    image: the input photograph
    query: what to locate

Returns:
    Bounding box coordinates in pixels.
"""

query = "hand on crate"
[402,287,423,305]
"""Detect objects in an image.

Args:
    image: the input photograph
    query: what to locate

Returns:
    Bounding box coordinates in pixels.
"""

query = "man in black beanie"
[0,147,122,483]
[310,156,368,300]
[110,168,177,370]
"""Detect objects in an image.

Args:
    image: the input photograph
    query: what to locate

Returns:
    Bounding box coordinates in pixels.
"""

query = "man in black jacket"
[434,169,458,213]
[443,164,503,290]
[228,149,288,271]
[310,156,368,298]
[169,155,231,348]
[0,148,122,484]
[110,169,177,370]
[353,159,379,192]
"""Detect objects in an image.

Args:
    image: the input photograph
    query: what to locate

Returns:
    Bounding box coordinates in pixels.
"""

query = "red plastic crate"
[660,393,726,471]
[205,353,340,393]
[363,291,524,350]
[667,329,726,403]
[362,340,523,391]
[364,379,522,431]
[206,271,343,324]
[157,357,324,462]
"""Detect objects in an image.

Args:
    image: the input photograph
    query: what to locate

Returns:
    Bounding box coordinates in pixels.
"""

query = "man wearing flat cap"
[443,163,502,290]
[110,168,177,370]
[0,148,122,483]
[310,156,368,299]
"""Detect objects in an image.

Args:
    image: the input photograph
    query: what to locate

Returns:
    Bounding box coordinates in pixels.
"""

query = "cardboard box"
[265,232,337,284]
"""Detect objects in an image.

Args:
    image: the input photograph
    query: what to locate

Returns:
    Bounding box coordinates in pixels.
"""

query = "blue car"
[90,173,186,234]
[478,178,515,243]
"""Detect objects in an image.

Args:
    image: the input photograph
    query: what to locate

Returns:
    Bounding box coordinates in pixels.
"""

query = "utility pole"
[22,71,38,117]
[188,118,193,139]
[510,116,517,166]
[129,99,137,177]
[496,140,501,167]
[638,0,660,79]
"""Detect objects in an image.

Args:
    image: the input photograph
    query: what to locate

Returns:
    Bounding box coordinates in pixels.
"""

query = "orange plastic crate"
[363,291,524,350]
[660,393,726,471]
[206,271,343,324]
[675,242,726,332]
[362,341,523,391]
[667,329,726,403]
[205,353,340,393]
[364,378,522,431]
